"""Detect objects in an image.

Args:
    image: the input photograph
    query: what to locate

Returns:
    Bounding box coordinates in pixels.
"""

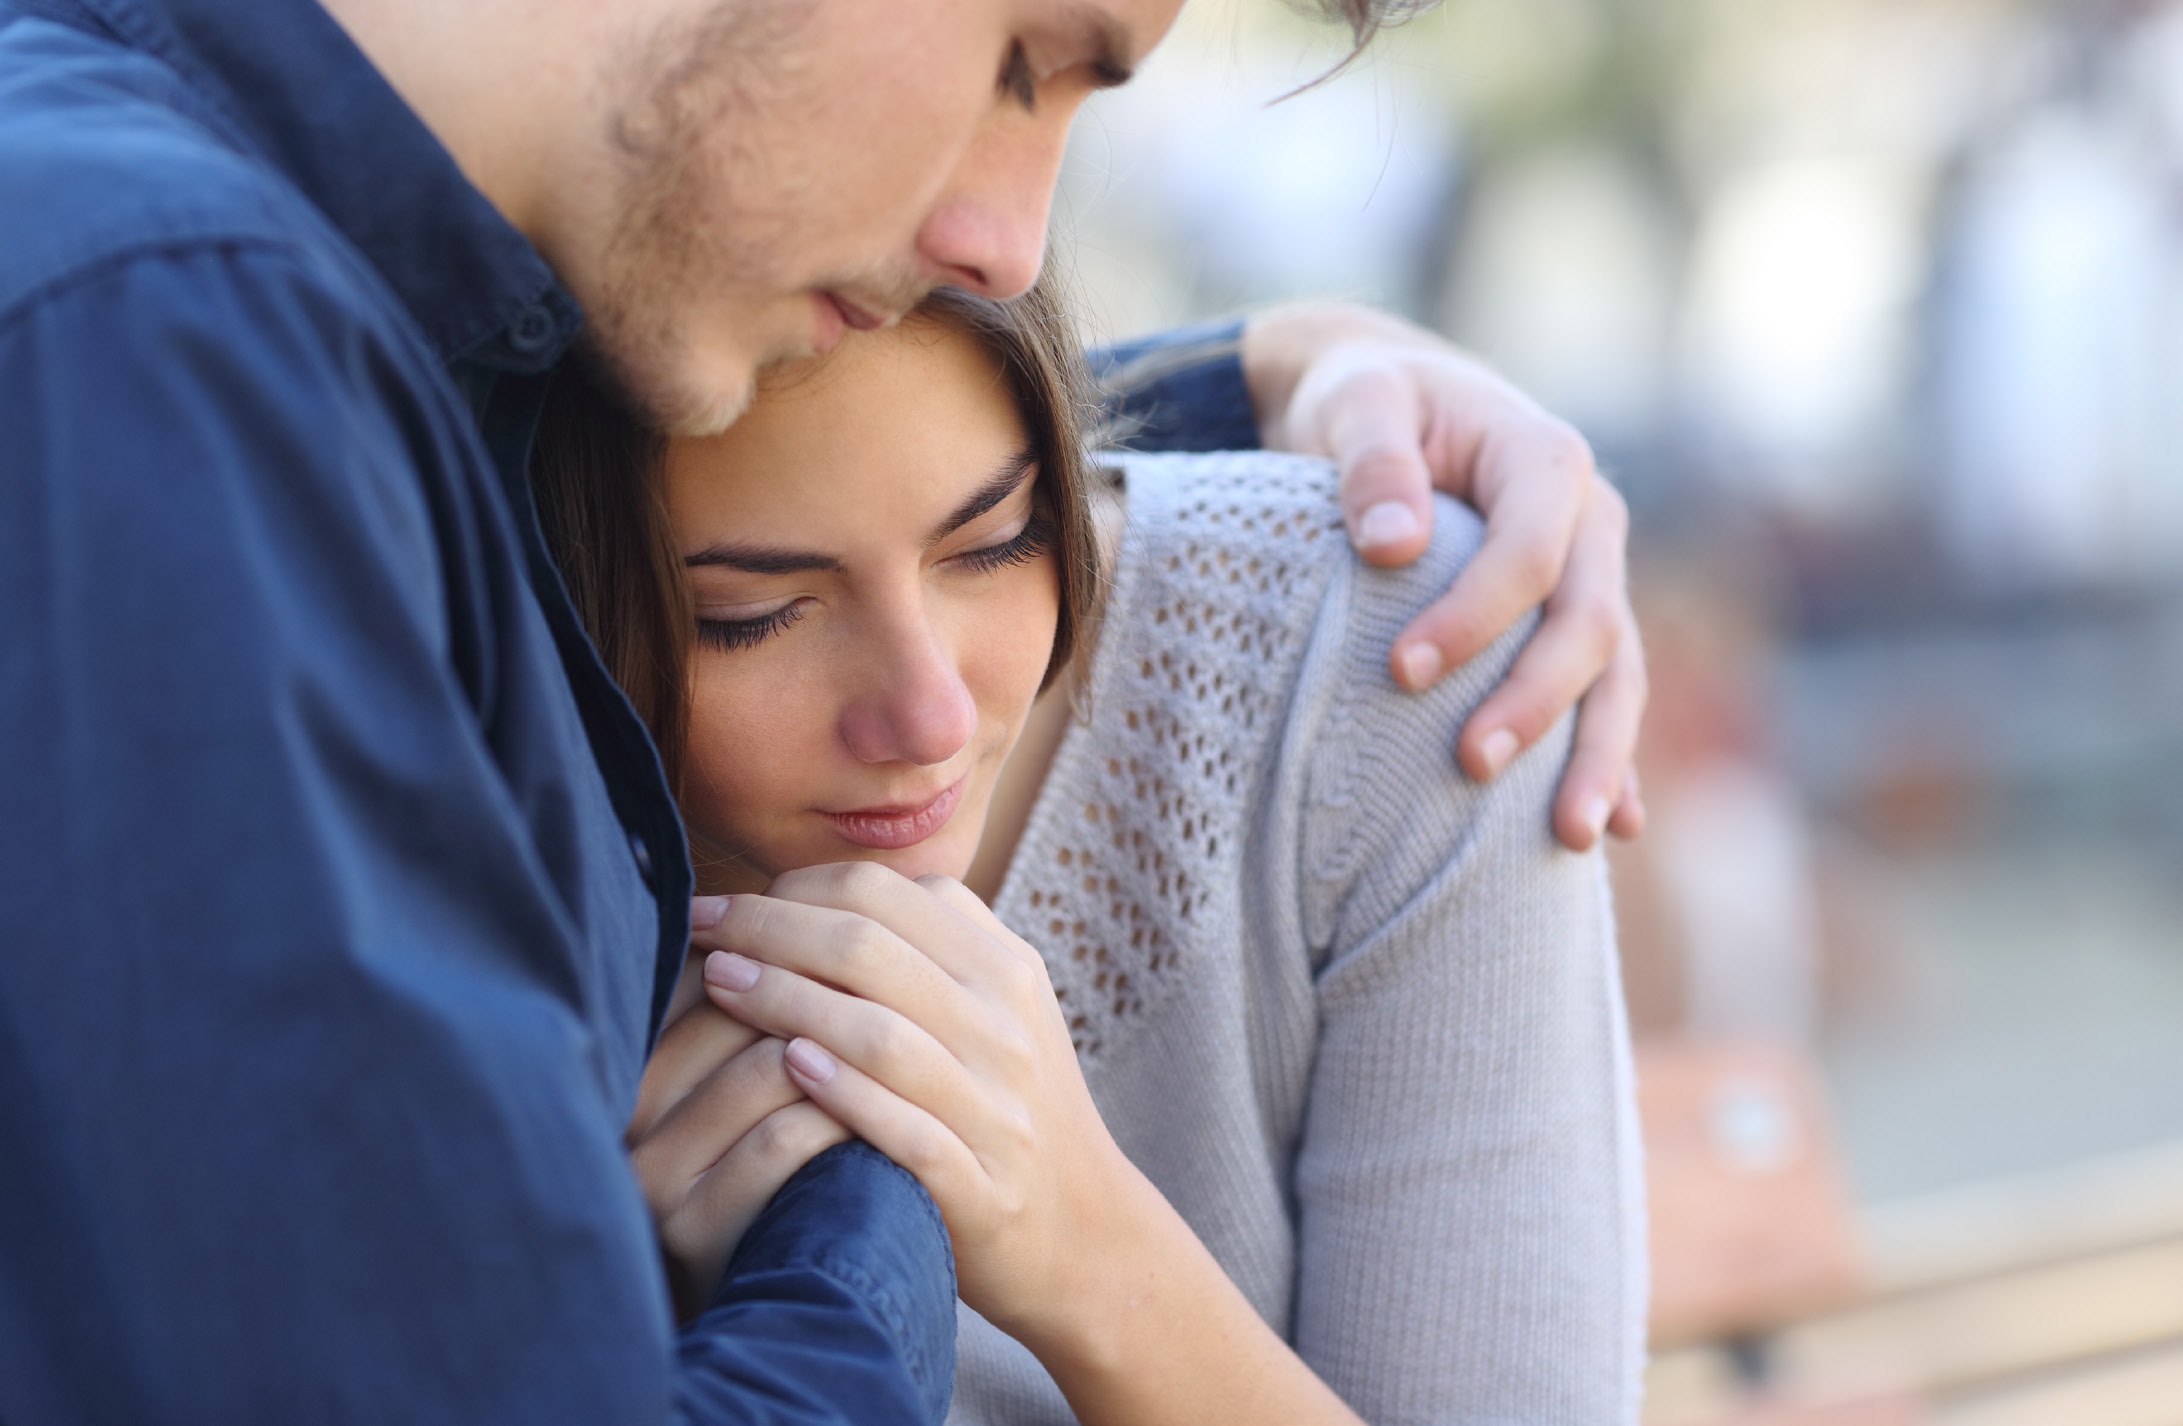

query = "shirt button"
[508,305,557,356]
[629,833,653,880]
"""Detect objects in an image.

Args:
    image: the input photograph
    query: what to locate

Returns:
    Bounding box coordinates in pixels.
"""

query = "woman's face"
[663,317,1060,892]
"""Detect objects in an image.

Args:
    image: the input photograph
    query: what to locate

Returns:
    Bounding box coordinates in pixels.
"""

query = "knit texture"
[950,452,1645,1425]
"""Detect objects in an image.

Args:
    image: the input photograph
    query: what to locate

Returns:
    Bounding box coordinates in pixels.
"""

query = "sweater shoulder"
[994,451,1346,1057]
[1101,449,1353,691]
[1105,453,1550,969]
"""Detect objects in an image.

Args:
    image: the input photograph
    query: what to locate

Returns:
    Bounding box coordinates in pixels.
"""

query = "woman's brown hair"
[531,269,1103,795]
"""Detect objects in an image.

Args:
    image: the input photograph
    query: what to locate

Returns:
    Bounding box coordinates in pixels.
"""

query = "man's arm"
[1091,303,1646,851]
[0,244,948,1425]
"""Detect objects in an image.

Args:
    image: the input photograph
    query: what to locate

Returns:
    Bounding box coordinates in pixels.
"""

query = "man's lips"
[827,292,888,331]
[809,292,891,355]
[819,778,965,851]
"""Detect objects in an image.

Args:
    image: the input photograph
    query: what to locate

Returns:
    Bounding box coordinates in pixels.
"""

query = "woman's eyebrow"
[683,544,842,575]
[929,448,1036,546]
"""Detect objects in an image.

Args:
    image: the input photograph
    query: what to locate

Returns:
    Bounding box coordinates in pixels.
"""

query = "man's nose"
[912,109,1072,299]
[838,621,979,768]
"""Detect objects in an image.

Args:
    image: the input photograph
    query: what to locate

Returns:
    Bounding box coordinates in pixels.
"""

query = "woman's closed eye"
[692,513,1053,653]
[951,509,1054,575]
[697,599,807,652]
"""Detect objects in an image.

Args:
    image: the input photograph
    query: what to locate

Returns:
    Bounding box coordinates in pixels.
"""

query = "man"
[0,0,1641,1421]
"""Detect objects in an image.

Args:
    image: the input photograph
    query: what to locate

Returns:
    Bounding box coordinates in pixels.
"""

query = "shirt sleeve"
[1087,319,1260,453]
[0,244,951,1426]
[1289,495,1647,1424]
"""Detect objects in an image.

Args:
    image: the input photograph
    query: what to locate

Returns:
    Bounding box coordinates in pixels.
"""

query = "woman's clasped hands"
[630,867,1366,1426]
[662,862,1142,1341]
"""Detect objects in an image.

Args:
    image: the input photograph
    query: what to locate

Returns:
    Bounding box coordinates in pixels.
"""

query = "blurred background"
[1061,1,2183,1421]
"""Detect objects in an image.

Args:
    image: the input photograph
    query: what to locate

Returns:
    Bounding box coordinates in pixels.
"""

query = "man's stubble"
[580,0,932,438]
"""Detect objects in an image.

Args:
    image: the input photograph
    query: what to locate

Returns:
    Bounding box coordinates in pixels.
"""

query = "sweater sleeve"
[1288,495,1646,1425]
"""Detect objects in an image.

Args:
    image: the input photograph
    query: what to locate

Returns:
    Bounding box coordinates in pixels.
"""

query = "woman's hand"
[626,979,851,1319]
[691,862,1135,1342]
[691,865,1365,1426]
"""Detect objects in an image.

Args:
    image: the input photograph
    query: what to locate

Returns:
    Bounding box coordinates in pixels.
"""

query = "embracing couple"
[0,1,1646,1423]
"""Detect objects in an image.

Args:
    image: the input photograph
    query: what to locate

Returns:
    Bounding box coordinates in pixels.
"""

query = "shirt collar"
[24,0,582,372]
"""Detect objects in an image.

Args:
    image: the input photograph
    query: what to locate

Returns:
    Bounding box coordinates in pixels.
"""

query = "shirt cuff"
[675,1142,957,1425]
[1089,317,1259,453]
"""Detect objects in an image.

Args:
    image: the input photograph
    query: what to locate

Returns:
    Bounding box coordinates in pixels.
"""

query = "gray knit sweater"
[951,452,1645,1426]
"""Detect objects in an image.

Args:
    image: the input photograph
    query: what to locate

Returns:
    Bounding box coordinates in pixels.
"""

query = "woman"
[533,278,1643,1424]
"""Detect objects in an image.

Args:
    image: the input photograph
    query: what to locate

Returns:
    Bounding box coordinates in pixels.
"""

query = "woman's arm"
[684,865,1367,1426]
[1287,497,1646,1422]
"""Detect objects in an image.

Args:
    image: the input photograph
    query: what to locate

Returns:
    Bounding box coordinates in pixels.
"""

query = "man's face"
[552,0,1181,435]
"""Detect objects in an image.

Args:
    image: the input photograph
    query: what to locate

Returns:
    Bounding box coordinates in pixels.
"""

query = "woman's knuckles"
[849,1011,926,1079]
[830,917,900,983]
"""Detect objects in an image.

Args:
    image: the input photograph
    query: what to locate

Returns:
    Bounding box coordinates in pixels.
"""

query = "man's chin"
[573,328,761,438]
[659,379,756,438]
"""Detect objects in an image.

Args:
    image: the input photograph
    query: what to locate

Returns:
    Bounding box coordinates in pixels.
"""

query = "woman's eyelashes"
[691,512,1053,653]
[951,509,1054,575]
[696,600,806,652]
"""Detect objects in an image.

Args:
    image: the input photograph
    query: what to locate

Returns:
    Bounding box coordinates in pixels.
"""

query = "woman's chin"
[855,840,975,887]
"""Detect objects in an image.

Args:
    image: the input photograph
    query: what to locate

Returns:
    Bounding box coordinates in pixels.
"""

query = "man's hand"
[628,942,852,1319]
[1242,301,1647,850]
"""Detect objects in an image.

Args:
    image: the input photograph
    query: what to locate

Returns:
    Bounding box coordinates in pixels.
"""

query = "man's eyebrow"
[1063,4,1136,88]
[682,544,843,575]
[931,449,1037,544]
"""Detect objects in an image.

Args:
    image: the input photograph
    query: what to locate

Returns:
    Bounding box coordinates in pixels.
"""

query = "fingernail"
[1478,728,1519,776]
[1397,642,1442,689]
[1583,795,1611,840]
[1357,500,1421,551]
[785,1038,836,1086]
[704,950,760,992]
[690,895,730,930]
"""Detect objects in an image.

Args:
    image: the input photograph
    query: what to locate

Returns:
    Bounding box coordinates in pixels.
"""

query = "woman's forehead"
[663,323,1027,538]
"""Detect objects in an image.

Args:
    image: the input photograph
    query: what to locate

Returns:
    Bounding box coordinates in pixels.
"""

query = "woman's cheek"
[684,655,826,857]
[1008,557,1065,701]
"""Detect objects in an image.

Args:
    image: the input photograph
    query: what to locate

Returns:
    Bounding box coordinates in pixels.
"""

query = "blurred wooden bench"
[1644,1121,2183,1426]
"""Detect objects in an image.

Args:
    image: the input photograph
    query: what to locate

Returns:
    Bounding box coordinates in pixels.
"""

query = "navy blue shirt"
[0,0,1257,1421]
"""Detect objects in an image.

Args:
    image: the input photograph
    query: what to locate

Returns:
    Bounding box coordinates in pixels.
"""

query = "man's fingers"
[1387,443,1596,696]
[629,1036,805,1213]
[676,1100,852,1250]
[628,1002,765,1142]
[657,1100,852,1314]
[1453,482,1631,785]
[1313,363,1435,568]
[1607,767,1647,841]
[1548,622,1648,852]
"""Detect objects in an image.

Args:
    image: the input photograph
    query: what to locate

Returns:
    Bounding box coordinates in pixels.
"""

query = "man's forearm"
[1087,319,1258,454]
[674,1143,956,1425]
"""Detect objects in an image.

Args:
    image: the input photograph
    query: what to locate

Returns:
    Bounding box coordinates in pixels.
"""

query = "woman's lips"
[819,778,965,851]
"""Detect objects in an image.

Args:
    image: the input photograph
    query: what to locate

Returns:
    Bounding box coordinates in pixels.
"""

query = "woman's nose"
[838,622,978,768]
